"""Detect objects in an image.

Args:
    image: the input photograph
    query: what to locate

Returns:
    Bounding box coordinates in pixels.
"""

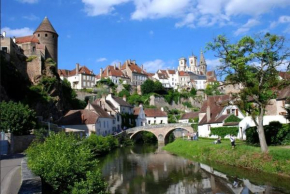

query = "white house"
[144,108,168,125]
[58,63,95,89]
[97,64,131,85]
[179,112,199,123]
[133,105,147,126]
[198,95,245,138]
[58,105,114,136]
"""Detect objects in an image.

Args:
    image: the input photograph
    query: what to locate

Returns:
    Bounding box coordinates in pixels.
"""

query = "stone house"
[179,112,199,123]
[58,63,95,89]
[97,64,130,85]
[198,95,245,138]
[144,108,168,125]
[121,60,148,86]
[58,105,114,136]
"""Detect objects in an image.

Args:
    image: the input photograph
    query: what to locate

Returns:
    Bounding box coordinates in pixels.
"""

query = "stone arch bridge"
[126,123,194,145]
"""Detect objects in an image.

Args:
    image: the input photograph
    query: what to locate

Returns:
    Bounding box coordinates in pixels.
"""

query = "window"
[45,34,47,37]
[113,120,115,124]
[154,120,156,124]
[117,115,120,122]
[148,120,151,124]
[38,34,40,37]
[160,120,163,124]
[227,109,230,114]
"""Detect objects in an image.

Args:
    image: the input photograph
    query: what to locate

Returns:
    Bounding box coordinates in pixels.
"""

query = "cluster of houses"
[58,52,217,91]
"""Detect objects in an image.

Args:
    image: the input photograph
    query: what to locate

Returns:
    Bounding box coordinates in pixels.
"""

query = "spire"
[34,17,58,35]
[199,49,206,67]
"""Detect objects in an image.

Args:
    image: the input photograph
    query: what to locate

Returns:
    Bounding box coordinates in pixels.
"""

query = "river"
[99,144,290,194]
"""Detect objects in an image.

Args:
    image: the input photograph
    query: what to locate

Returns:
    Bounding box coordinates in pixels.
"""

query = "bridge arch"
[126,123,194,145]
[130,130,158,143]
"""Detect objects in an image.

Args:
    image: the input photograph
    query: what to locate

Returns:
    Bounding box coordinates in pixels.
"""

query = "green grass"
[163,138,290,177]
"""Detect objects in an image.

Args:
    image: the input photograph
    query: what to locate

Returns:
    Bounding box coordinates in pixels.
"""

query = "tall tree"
[207,33,290,153]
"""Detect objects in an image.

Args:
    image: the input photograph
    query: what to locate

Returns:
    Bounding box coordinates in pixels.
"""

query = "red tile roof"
[101,66,129,78]
[133,107,141,116]
[279,72,290,80]
[167,70,176,74]
[16,35,39,44]
[122,61,147,75]
[179,71,189,76]
[180,112,199,120]
[144,108,167,117]
[277,86,290,100]
[58,110,99,125]
[69,65,94,76]
[58,69,70,77]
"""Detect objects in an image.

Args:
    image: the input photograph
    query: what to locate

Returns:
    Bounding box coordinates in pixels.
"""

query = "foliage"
[0,101,37,135]
[45,58,56,67]
[121,113,136,129]
[83,134,119,156]
[190,88,197,96]
[117,133,134,146]
[127,93,151,106]
[210,127,239,138]
[33,127,49,143]
[135,131,157,144]
[207,33,290,153]
[62,79,86,109]
[204,81,221,96]
[97,78,115,88]
[26,133,107,193]
[141,80,166,95]
[167,109,183,123]
[182,101,193,108]
[118,89,130,98]
[123,84,131,92]
[224,115,242,123]
[164,89,180,104]
[246,122,290,145]
[26,55,37,62]
[191,124,198,131]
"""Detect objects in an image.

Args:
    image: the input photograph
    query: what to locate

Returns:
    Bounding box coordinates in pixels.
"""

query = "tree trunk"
[257,107,268,153]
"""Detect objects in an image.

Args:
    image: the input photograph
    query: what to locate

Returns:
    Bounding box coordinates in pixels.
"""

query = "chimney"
[141,64,143,70]
[119,62,121,69]
[114,64,116,70]
[161,107,164,112]
[100,68,103,78]
[206,98,210,122]
[123,95,126,102]
[76,63,79,75]
[125,60,128,66]
[2,31,6,38]
[106,67,109,76]
[132,60,136,65]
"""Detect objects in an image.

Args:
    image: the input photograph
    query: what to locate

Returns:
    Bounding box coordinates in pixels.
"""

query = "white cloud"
[205,58,222,71]
[82,0,130,16]
[96,57,107,62]
[143,59,169,73]
[175,13,195,28]
[18,0,38,3]
[234,18,260,36]
[1,27,34,37]
[23,14,39,21]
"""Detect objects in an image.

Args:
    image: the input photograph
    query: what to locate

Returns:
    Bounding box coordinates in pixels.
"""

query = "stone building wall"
[27,56,42,82]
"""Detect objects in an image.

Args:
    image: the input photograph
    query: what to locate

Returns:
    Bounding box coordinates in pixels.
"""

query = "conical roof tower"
[34,16,58,35]
[199,49,207,75]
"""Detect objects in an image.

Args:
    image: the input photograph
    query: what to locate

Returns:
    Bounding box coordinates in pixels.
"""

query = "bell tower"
[199,50,207,75]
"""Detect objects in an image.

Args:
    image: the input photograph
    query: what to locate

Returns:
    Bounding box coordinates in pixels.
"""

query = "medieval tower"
[33,17,58,68]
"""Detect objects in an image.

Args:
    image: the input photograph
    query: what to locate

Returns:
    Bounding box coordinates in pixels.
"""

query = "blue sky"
[2,0,290,76]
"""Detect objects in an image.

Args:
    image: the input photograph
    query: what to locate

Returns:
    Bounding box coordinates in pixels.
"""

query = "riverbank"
[163,138,290,177]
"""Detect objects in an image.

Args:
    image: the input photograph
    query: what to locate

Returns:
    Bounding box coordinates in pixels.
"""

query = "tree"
[207,33,290,153]
[141,79,155,94]
[0,101,37,135]
[204,81,221,96]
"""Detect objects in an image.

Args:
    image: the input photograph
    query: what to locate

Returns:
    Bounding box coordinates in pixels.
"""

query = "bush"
[26,55,37,62]
[118,89,130,98]
[246,122,290,145]
[210,127,239,138]
[224,114,241,123]
[26,133,107,193]
[182,101,193,108]
[0,101,37,135]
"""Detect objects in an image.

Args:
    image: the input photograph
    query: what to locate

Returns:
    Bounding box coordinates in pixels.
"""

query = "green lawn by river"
[163,138,290,177]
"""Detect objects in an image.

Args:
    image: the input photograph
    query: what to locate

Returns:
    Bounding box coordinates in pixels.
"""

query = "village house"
[58,63,95,89]
[58,104,114,136]
[144,108,168,125]
[96,64,131,85]
[198,95,245,138]
[121,59,148,86]
[179,111,199,123]
[133,105,147,126]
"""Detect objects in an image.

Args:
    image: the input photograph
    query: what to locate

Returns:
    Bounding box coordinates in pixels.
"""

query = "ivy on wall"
[224,114,241,123]
[210,127,239,138]
[121,113,136,129]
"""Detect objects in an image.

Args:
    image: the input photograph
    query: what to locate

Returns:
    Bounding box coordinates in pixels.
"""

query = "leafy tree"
[118,89,130,98]
[190,88,197,96]
[62,79,86,109]
[26,133,107,193]
[207,33,290,153]
[0,101,37,135]
[141,79,155,94]
[122,84,131,91]
[204,81,221,96]
[153,80,166,95]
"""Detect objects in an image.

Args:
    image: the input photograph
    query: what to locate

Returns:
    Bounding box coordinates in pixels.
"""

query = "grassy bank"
[163,138,290,177]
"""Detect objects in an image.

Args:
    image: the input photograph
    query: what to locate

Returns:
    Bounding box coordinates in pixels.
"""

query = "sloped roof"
[277,86,290,100]
[122,61,147,75]
[157,73,168,79]
[112,96,133,107]
[180,112,199,120]
[90,103,114,118]
[69,65,94,76]
[179,71,189,76]
[58,110,99,125]
[133,107,141,116]
[58,69,70,77]
[16,35,39,44]
[101,66,129,78]
[167,70,176,74]
[144,108,167,117]
[34,17,58,35]
[279,72,290,80]
[199,95,231,124]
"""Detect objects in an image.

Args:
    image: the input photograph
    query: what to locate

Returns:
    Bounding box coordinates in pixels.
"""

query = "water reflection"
[99,145,290,194]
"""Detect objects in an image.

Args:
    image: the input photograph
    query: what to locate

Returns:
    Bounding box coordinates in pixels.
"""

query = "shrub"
[182,101,193,108]
[246,122,290,145]
[118,89,130,98]
[210,127,239,138]
[26,55,37,62]
[26,133,107,193]
[0,101,37,135]
[224,114,241,123]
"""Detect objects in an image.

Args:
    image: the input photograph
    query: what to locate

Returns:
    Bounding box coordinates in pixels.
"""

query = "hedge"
[210,127,239,138]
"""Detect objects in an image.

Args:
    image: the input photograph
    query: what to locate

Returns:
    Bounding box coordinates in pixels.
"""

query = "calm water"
[99,145,290,194]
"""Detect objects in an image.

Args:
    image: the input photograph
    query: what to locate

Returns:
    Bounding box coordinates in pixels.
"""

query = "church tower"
[199,50,207,75]
[178,57,187,71]
[189,55,197,73]
[33,17,58,69]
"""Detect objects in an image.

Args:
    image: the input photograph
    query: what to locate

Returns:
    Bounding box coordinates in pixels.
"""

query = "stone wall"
[27,57,42,83]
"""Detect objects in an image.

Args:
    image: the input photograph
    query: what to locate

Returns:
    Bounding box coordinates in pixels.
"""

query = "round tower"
[33,17,58,68]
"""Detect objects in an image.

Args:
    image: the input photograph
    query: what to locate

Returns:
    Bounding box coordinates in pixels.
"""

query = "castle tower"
[178,57,187,71]
[199,50,207,75]
[189,55,197,73]
[33,17,58,69]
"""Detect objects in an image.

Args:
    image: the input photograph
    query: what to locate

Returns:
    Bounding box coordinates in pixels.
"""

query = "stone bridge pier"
[126,123,194,145]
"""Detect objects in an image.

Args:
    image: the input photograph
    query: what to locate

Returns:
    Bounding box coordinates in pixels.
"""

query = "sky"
[2,0,290,77]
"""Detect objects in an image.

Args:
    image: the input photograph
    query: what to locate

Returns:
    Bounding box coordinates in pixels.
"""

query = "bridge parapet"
[126,123,192,133]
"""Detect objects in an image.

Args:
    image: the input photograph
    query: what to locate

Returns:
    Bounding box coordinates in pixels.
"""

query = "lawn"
[163,138,290,177]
